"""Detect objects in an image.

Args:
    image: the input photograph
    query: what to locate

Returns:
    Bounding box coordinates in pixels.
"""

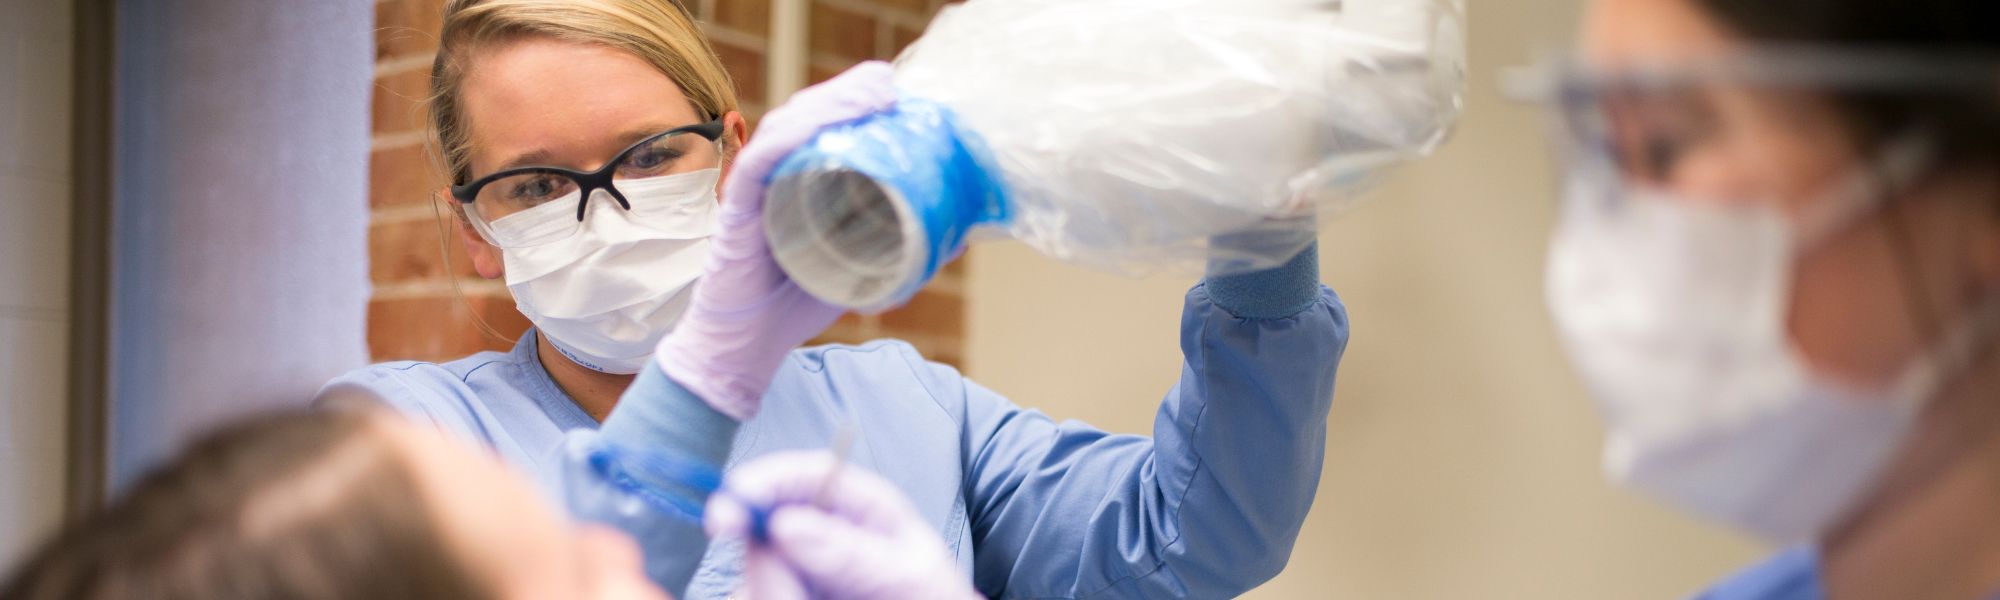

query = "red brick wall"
[369,0,965,366]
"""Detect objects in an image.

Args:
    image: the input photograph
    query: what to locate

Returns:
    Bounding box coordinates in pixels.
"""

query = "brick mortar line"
[373,130,428,151]
[917,275,962,296]
[863,330,961,356]
[374,53,434,77]
[373,277,511,300]
[874,13,896,59]
[810,52,864,74]
[704,25,767,52]
[370,202,444,225]
[819,321,874,337]
[814,0,934,30]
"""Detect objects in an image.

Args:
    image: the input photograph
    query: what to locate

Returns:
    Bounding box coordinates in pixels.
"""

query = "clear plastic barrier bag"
[766,0,1467,310]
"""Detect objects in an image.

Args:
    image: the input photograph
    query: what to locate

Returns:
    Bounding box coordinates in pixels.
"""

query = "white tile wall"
[0,0,73,573]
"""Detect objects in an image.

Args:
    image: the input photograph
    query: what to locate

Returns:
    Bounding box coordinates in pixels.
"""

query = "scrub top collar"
[508,329,603,431]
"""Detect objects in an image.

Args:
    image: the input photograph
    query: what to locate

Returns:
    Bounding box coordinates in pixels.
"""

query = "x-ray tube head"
[763,98,1010,312]
[764,168,925,310]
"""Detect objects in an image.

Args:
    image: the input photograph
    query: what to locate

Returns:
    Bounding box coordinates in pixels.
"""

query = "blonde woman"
[322,1,1348,598]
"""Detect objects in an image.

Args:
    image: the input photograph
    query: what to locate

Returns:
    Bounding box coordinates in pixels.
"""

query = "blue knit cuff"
[598,363,740,491]
[1203,242,1322,319]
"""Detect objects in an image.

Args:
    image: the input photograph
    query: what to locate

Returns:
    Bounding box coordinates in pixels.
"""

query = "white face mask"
[1543,141,1976,544]
[497,168,721,374]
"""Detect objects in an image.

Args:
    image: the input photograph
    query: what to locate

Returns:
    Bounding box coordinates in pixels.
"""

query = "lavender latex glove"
[655,62,899,421]
[705,451,979,600]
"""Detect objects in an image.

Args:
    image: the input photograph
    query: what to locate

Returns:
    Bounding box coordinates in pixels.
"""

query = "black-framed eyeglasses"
[453,118,726,248]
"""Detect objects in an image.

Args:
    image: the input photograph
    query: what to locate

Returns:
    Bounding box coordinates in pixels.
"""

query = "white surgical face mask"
[497,168,721,374]
[1543,141,1971,544]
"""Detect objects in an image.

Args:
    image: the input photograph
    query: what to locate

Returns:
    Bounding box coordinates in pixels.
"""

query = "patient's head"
[2,409,665,600]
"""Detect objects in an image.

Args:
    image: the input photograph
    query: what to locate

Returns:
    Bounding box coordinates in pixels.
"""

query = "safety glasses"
[1507,48,1997,188]
[452,118,726,248]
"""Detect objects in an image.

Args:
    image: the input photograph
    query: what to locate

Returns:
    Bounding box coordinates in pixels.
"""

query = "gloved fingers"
[699,215,778,263]
[764,506,906,584]
[701,448,909,538]
[692,192,783,278]
[718,450,924,531]
[654,288,847,420]
[740,547,811,600]
[702,491,754,539]
[717,450,844,506]
[721,61,898,215]
[765,506,971,599]
[656,62,899,423]
[744,61,898,166]
[771,60,895,119]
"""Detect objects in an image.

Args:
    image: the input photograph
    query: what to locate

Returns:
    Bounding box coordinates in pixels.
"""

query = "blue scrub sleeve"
[1693,547,1823,600]
[565,364,740,598]
[953,273,1348,597]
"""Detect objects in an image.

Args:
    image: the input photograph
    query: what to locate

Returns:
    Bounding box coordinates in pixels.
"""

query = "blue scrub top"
[1695,548,1823,600]
[322,274,1347,599]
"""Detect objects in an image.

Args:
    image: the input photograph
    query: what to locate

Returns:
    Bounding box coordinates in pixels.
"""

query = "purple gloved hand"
[705,451,979,600]
[655,62,899,421]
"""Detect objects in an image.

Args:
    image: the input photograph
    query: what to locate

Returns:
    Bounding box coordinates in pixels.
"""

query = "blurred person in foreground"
[0,406,976,600]
[0,408,661,600]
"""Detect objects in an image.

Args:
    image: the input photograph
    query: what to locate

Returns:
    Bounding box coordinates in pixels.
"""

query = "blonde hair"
[427,0,740,185]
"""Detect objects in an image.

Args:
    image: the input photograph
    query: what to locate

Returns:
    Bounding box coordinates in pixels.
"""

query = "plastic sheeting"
[766,0,1465,309]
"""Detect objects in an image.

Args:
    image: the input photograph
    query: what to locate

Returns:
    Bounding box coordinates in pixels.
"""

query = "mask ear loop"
[433,190,520,347]
[1792,133,1937,250]
[1870,135,1951,361]
[1861,133,2000,402]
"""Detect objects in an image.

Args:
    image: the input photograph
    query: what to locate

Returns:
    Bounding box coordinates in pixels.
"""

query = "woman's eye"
[507,175,570,204]
[625,146,683,172]
[1600,90,1718,184]
[1639,133,1693,180]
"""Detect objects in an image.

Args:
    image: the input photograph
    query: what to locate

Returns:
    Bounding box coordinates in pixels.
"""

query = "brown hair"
[428,0,742,186]
[0,409,490,600]
[1695,0,2000,164]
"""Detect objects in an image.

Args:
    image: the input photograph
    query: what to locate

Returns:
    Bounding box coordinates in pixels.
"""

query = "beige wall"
[0,0,73,569]
[961,1,1768,598]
